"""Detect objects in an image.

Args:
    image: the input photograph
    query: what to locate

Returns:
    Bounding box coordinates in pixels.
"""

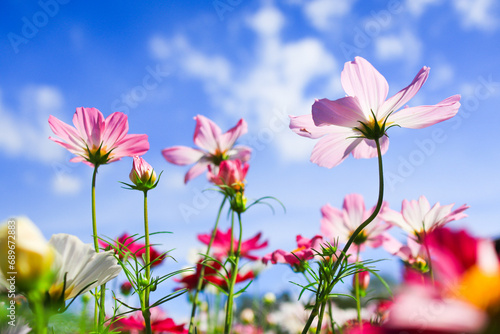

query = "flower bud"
[240,308,255,324]
[263,292,276,305]
[129,156,158,190]
[120,281,133,296]
[0,217,56,293]
[353,270,370,292]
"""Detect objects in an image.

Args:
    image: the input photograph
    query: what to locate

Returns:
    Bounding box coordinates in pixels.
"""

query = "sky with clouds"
[1,0,500,319]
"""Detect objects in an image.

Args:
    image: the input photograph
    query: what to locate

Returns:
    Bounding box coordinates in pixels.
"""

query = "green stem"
[301,137,385,334]
[328,299,336,334]
[355,249,361,325]
[90,165,101,332]
[143,191,152,334]
[188,196,227,334]
[224,211,243,334]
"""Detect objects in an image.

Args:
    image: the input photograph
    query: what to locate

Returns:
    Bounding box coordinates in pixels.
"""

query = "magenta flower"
[49,107,149,167]
[112,307,187,333]
[321,194,390,253]
[197,228,268,261]
[290,56,461,168]
[262,235,324,267]
[162,115,251,183]
[208,159,249,192]
[379,195,469,238]
[98,233,165,267]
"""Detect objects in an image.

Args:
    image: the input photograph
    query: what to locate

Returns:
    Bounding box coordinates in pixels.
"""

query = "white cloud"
[0,85,66,164]
[405,0,442,16]
[428,62,455,90]
[52,173,82,195]
[149,5,341,163]
[303,0,356,31]
[454,0,498,31]
[375,30,422,65]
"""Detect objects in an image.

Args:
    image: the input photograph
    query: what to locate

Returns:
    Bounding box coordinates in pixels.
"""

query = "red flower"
[113,307,187,333]
[99,233,165,267]
[262,235,324,267]
[197,228,268,261]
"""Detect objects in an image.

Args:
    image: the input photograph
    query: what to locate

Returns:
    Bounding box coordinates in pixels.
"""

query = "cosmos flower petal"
[379,66,430,119]
[310,129,362,168]
[48,234,121,300]
[219,118,248,152]
[184,161,210,183]
[230,145,252,162]
[162,146,205,165]
[111,134,150,162]
[102,112,129,146]
[312,96,365,128]
[341,56,389,116]
[389,95,461,129]
[193,115,222,152]
[351,136,389,159]
[73,107,104,148]
[289,114,333,139]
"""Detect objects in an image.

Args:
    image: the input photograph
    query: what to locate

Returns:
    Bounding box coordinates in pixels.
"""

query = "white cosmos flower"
[48,233,121,300]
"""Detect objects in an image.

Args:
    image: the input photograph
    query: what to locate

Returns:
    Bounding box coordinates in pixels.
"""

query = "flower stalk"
[188,196,227,334]
[305,137,385,334]
[224,211,244,334]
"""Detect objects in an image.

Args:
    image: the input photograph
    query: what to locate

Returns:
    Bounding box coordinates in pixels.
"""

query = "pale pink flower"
[128,155,158,191]
[379,195,468,238]
[290,56,461,168]
[162,115,251,183]
[49,107,149,167]
[383,233,427,267]
[321,194,390,253]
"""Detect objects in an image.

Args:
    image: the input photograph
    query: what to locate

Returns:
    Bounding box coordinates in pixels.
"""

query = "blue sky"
[2,0,500,321]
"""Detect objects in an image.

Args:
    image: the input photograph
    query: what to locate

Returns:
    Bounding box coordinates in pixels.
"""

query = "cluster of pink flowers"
[41,55,500,334]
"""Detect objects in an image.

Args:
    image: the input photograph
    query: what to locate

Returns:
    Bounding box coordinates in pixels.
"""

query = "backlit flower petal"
[162,146,205,165]
[351,136,389,159]
[389,95,461,129]
[378,67,430,119]
[310,129,361,168]
[193,115,222,152]
[312,96,365,128]
[219,119,248,152]
[341,56,389,117]
[289,114,333,139]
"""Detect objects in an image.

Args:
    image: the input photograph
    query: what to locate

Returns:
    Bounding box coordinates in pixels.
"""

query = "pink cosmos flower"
[129,155,157,189]
[382,234,429,272]
[262,235,324,267]
[112,307,187,333]
[208,159,249,192]
[290,56,461,168]
[321,194,390,253]
[49,107,149,167]
[99,233,165,267]
[162,115,252,183]
[197,228,268,261]
[379,196,468,238]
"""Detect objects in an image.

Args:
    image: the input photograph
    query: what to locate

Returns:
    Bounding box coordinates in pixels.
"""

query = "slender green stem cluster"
[302,137,385,334]
[143,191,152,334]
[224,212,244,334]
[188,196,228,333]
